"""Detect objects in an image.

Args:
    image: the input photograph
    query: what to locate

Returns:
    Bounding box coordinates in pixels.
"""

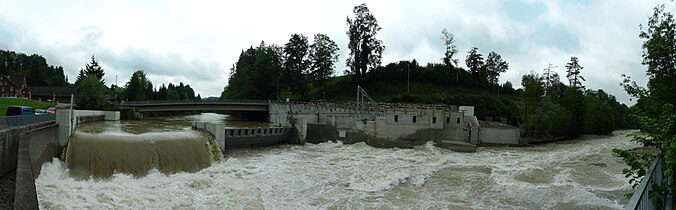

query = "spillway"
[63,126,223,178]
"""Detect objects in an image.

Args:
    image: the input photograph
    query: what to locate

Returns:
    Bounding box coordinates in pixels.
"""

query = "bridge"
[121,100,271,112]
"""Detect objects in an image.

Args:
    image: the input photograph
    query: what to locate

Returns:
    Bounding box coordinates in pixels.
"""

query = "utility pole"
[407,63,410,93]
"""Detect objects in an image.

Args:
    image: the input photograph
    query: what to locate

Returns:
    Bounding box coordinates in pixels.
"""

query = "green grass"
[0,98,56,116]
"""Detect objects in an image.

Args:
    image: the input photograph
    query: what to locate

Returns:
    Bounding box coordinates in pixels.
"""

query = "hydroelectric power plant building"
[268,102,520,151]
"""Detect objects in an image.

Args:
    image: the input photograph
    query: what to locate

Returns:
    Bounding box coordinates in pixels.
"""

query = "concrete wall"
[56,109,120,146]
[192,122,294,150]
[24,125,60,176]
[1,121,56,177]
[479,127,520,145]
[270,103,479,147]
[270,102,522,147]
[14,124,60,210]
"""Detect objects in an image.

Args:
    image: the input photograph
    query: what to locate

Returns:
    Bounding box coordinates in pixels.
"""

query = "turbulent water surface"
[36,113,638,209]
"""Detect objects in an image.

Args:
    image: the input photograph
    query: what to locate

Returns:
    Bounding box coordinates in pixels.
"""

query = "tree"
[484,51,509,85]
[521,72,544,118]
[0,50,68,86]
[441,28,460,84]
[76,54,105,85]
[283,34,310,99]
[124,70,153,101]
[309,33,340,90]
[222,42,284,100]
[75,76,110,110]
[542,63,560,94]
[614,4,676,206]
[465,47,485,84]
[640,4,676,105]
[346,3,385,83]
[565,56,586,89]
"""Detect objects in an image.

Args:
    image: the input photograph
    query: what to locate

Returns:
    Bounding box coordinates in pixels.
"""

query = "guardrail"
[122,99,271,105]
[0,115,56,129]
[626,155,673,210]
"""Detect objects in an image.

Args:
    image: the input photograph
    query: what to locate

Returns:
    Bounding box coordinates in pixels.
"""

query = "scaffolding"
[356,85,379,121]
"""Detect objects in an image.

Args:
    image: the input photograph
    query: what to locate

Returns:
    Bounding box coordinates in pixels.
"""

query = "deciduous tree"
[283,34,310,99]
[309,33,339,91]
[485,51,509,85]
[346,3,385,83]
[124,70,153,101]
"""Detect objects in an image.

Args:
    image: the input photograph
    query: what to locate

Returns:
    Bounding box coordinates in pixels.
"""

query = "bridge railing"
[626,155,673,210]
[122,99,271,105]
[0,114,56,129]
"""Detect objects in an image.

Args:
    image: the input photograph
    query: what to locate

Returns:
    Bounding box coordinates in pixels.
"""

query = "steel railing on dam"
[0,115,56,129]
[626,155,673,210]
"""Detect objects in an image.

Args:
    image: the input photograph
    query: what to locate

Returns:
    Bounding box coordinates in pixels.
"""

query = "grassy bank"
[0,98,56,116]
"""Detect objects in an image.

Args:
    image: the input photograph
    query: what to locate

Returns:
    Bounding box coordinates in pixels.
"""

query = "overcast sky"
[0,0,673,104]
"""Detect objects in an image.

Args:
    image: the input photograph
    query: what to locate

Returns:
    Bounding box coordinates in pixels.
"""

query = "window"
[10,87,13,91]
[446,117,450,124]
[457,118,461,124]
[394,115,398,122]
[432,117,437,124]
[412,116,417,123]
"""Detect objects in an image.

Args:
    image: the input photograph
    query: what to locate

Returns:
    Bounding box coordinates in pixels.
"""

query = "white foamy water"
[36,130,639,209]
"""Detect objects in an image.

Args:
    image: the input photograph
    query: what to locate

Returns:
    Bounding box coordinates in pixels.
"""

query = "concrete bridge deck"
[121,100,270,112]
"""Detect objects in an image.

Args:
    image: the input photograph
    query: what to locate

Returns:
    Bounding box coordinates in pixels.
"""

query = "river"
[35,113,637,209]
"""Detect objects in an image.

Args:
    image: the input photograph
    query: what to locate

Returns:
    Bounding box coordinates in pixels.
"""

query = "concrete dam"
[3,100,524,209]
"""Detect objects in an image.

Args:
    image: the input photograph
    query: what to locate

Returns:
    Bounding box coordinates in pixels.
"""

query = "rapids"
[36,126,638,209]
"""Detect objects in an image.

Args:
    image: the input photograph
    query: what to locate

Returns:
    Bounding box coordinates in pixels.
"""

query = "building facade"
[0,75,30,98]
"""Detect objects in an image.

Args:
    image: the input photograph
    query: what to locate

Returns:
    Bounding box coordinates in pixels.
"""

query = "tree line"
[221,33,340,100]
[0,50,68,86]
[75,56,199,110]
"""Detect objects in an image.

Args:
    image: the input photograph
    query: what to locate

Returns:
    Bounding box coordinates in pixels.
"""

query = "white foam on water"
[36,130,641,209]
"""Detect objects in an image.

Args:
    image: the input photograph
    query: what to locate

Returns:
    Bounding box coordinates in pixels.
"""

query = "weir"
[64,130,223,178]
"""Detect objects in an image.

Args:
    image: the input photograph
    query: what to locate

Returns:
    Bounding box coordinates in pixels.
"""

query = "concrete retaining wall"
[1,121,56,177]
[479,127,521,145]
[14,124,59,210]
[56,109,120,146]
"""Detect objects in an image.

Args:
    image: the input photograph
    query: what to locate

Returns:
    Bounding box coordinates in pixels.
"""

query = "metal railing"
[626,155,673,210]
[122,99,271,105]
[0,114,56,129]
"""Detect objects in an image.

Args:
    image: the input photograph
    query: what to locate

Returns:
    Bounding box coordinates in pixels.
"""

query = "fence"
[626,155,673,210]
[0,115,56,129]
